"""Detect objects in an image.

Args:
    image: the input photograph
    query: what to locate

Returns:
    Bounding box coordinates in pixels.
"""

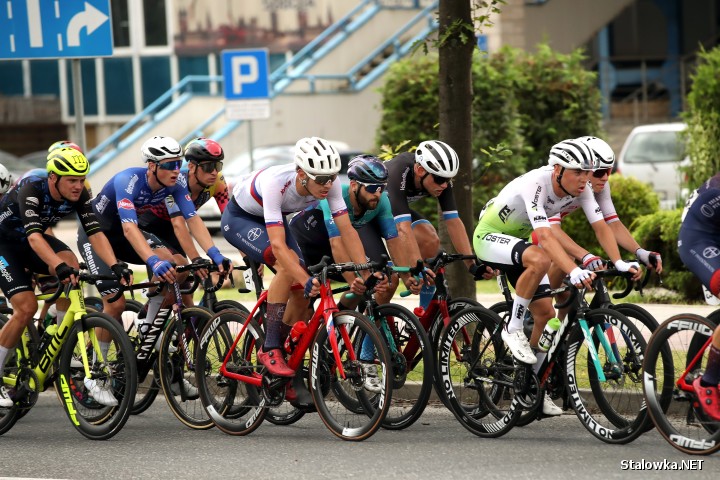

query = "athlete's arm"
[171,215,202,259]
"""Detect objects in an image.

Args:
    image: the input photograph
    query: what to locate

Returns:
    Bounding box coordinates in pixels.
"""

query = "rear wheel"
[196,310,267,435]
[57,312,137,440]
[158,307,214,429]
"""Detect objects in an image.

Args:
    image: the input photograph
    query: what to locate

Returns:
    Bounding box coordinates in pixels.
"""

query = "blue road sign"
[0,0,112,59]
[222,49,270,100]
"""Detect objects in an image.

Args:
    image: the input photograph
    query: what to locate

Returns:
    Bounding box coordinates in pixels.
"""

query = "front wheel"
[57,312,137,440]
[310,311,392,441]
[643,314,720,455]
[565,308,647,444]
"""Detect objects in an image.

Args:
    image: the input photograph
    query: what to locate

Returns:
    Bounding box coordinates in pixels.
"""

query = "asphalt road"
[0,392,718,480]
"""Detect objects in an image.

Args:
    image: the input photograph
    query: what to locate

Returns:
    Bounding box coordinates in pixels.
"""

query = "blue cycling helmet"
[347,155,388,184]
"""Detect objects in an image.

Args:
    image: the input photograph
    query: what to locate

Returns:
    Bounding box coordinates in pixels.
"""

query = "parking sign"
[222,49,271,120]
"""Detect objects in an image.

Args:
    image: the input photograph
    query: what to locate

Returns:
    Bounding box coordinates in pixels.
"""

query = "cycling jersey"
[316,184,397,239]
[231,163,347,226]
[92,167,197,229]
[143,169,229,221]
[385,152,458,223]
[0,175,99,241]
[678,173,720,293]
[549,179,618,224]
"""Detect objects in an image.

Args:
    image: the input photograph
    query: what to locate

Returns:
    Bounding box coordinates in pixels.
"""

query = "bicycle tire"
[196,310,267,435]
[373,303,433,430]
[643,313,720,455]
[310,310,392,441]
[436,306,521,438]
[158,306,214,429]
[211,299,250,315]
[565,308,647,444]
[57,312,137,440]
[121,299,160,415]
[0,313,20,436]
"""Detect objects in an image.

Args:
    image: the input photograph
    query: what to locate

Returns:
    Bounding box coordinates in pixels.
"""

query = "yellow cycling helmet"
[47,147,90,176]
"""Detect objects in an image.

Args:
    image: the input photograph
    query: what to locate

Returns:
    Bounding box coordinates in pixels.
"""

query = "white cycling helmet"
[548,139,597,171]
[415,140,459,179]
[294,137,342,175]
[141,136,182,163]
[577,136,615,169]
[0,164,12,194]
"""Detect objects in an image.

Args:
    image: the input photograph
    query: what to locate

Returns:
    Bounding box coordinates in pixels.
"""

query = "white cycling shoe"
[501,328,537,364]
[84,377,119,407]
[542,393,563,416]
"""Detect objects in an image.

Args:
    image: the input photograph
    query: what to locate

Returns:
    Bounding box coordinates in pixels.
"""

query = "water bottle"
[284,321,308,354]
[537,317,561,352]
[43,304,57,329]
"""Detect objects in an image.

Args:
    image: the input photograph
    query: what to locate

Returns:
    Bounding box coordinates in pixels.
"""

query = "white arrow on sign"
[66,2,108,47]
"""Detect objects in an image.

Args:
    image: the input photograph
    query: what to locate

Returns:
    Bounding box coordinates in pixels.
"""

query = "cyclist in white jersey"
[545,136,663,276]
[222,137,376,393]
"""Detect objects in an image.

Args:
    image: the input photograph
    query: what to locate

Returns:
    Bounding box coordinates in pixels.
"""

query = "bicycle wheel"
[436,306,521,438]
[564,308,647,444]
[196,310,267,435]
[643,313,720,455]
[57,312,137,440]
[211,299,250,315]
[0,313,20,436]
[373,303,433,430]
[121,299,160,415]
[310,310,392,441]
[158,306,214,429]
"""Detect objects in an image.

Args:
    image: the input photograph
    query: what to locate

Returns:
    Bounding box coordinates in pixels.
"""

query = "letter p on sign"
[232,56,258,95]
[222,49,270,100]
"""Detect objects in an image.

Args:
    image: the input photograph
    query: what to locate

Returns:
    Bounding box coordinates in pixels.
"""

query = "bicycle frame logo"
[38,322,71,372]
[58,374,80,425]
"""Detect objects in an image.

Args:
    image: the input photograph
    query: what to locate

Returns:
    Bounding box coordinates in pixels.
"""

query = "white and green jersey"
[477,166,603,238]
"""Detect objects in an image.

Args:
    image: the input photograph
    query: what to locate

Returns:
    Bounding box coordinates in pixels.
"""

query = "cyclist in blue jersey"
[0,148,131,407]
[78,136,232,349]
[678,173,720,421]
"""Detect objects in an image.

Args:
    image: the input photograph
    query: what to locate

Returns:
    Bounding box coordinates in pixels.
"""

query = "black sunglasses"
[156,159,183,171]
[592,168,610,178]
[431,173,452,185]
[358,182,385,194]
[305,171,338,185]
[197,161,223,173]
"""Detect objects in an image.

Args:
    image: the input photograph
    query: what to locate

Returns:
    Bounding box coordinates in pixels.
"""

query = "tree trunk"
[438,0,476,300]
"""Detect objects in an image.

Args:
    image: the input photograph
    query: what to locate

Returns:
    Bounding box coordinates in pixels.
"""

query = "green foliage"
[561,175,659,257]
[683,46,720,189]
[376,43,602,222]
[630,208,701,300]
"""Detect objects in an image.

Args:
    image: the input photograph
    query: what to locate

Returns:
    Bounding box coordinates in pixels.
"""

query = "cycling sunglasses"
[305,171,338,185]
[592,168,611,178]
[156,159,183,171]
[358,182,385,194]
[431,173,453,186]
[197,161,223,173]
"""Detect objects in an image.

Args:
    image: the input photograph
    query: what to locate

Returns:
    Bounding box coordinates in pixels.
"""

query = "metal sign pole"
[248,120,254,172]
[71,59,87,152]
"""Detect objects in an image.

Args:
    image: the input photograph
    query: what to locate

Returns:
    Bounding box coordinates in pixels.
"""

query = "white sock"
[0,345,8,373]
[507,296,531,332]
[56,310,66,326]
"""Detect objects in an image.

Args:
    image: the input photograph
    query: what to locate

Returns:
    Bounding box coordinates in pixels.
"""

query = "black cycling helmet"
[184,137,225,163]
[347,155,388,184]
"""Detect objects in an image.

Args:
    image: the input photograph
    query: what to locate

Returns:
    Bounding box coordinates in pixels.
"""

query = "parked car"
[616,122,688,209]
[198,142,363,234]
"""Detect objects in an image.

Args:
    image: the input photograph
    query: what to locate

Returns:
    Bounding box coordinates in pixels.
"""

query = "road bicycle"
[0,269,137,440]
[196,256,392,441]
[118,259,230,429]
[643,312,720,455]
[437,269,648,443]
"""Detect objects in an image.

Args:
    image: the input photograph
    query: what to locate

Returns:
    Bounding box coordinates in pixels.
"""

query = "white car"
[616,122,689,209]
[198,142,362,234]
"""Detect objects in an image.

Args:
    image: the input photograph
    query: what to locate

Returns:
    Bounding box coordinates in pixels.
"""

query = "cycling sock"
[280,322,291,345]
[533,351,547,374]
[99,341,110,360]
[0,345,8,374]
[359,334,376,362]
[263,303,286,350]
[701,344,720,386]
[55,310,66,325]
[419,284,436,310]
[144,295,164,327]
[507,296,531,333]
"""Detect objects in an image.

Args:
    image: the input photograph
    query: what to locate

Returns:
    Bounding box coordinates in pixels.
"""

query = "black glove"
[468,262,487,280]
[55,262,75,282]
[111,262,132,283]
